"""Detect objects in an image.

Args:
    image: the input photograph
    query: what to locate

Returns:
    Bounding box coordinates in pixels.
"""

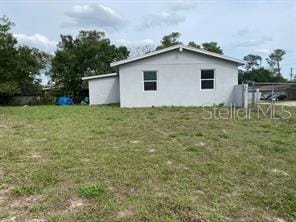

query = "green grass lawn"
[0,105,295,221]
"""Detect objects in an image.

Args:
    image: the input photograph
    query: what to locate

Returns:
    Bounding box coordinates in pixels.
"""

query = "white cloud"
[236,36,272,47]
[234,28,250,37]
[252,48,270,56]
[137,1,196,30]
[116,38,155,47]
[170,0,197,11]
[14,33,57,53]
[64,3,126,31]
[137,11,185,30]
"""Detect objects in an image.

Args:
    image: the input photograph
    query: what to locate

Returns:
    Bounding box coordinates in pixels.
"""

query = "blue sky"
[1,0,296,80]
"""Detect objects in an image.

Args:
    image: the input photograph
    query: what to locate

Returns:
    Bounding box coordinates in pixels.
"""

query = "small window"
[201,69,215,90]
[144,71,157,91]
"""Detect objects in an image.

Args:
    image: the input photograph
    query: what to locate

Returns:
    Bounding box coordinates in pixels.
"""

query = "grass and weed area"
[0,105,295,221]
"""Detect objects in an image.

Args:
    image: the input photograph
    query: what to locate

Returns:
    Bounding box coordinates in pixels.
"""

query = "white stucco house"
[82,44,245,108]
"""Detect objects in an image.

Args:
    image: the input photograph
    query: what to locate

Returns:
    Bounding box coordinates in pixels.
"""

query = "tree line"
[0,16,48,104]
[153,32,287,84]
[0,16,289,104]
[239,50,286,83]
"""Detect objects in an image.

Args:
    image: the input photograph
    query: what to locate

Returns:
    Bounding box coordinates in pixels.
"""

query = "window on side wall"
[201,69,215,90]
[143,71,157,91]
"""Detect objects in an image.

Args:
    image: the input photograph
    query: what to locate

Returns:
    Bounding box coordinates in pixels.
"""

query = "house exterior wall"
[119,49,238,108]
[88,76,120,105]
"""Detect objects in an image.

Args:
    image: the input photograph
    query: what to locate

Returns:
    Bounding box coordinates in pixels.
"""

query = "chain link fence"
[247,82,296,108]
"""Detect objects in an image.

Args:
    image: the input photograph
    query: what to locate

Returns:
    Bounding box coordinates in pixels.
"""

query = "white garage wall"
[88,76,120,105]
[119,49,238,108]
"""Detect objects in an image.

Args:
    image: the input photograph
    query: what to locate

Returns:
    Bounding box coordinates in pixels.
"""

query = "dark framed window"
[144,71,157,91]
[201,69,215,90]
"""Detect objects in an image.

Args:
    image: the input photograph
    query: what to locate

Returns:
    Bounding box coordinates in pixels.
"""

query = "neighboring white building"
[82,45,245,108]
[82,73,120,105]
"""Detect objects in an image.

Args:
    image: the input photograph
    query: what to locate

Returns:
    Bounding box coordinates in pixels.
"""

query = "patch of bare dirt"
[0,121,12,134]
[24,138,48,144]
[26,124,41,130]
[130,140,140,144]
[30,153,42,159]
[24,138,33,144]
[274,218,286,222]
[117,208,136,219]
[199,142,206,146]
[0,124,8,129]
[271,169,289,176]
[155,192,164,197]
[10,195,41,209]
[68,198,85,211]
[114,187,137,201]
[0,186,14,206]
[263,214,287,222]
[222,129,228,134]
[0,187,44,222]
[36,138,48,142]
[1,215,45,222]
[30,219,46,222]
[1,216,18,222]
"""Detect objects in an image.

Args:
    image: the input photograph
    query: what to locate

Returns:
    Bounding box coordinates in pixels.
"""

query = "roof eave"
[82,73,118,81]
[182,46,246,65]
[111,45,246,67]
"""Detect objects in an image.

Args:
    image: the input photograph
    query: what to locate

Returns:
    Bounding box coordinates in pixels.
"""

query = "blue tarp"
[55,97,73,105]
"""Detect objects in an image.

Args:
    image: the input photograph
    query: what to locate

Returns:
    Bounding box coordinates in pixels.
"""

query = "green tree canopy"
[187,41,201,49]
[156,32,223,54]
[238,68,287,84]
[266,49,286,75]
[201,42,223,54]
[0,16,48,99]
[240,50,287,83]
[156,32,182,50]
[243,54,262,71]
[50,31,129,97]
